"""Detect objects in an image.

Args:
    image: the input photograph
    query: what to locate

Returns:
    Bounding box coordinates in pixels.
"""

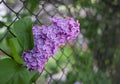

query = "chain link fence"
[0,0,119,84]
[0,0,89,84]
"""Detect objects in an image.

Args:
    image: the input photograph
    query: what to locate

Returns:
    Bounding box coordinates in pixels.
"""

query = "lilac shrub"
[22,16,80,73]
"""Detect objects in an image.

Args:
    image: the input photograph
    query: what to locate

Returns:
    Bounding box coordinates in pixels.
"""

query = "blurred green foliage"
[25,0,39,13]
[45,46,112,84]
[76,0,120,84]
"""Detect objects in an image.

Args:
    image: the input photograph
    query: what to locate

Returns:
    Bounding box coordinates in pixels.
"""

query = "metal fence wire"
[0,0,87,84]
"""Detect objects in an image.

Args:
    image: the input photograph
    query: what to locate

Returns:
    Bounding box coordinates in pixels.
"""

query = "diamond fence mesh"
[0,0,120,84]
[0,0,88,84]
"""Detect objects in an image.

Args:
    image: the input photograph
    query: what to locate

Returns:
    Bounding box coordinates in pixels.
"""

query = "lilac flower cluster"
[22,16,80,73]
[74,81,83,84]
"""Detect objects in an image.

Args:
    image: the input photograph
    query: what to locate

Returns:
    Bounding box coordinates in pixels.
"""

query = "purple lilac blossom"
[22,16,80,73]
[49,16,80,45]
[74,82,83,84]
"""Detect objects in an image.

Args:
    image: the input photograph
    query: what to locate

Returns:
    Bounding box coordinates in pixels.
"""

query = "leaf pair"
[0,17,39,84]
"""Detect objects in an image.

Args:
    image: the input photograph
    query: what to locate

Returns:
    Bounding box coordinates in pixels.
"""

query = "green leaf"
[13,17,34,50]
[8,38,23,64]
[25,0,39,12]
[0,58,31,84]
[30,71,39,83]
